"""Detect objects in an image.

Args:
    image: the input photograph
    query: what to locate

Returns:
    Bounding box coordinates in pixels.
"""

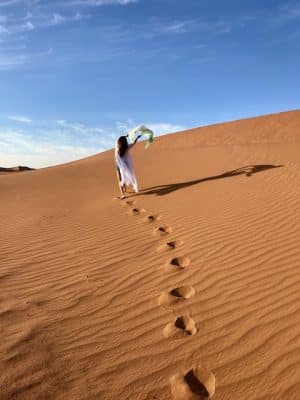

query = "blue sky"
[0,0,299,167]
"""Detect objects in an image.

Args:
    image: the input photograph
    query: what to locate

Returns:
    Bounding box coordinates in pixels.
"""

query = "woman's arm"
[128,134,142,149]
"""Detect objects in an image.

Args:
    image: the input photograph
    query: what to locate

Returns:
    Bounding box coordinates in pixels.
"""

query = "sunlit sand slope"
[1,110,300,400]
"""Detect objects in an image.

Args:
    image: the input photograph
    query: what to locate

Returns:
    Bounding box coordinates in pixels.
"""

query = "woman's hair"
[117,136,129,158]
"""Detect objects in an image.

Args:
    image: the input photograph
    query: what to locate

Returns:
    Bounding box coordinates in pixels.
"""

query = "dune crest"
[0,165,34,175]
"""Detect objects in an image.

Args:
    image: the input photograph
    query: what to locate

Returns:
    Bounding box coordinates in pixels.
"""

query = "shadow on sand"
[138,164,283,197]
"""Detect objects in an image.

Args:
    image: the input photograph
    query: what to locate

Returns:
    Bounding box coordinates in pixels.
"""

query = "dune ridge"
[0,166,34,172]
[1,110,300,399]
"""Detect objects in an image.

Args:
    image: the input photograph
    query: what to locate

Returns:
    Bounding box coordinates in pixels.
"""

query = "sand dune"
[1,110,300,399]
[0,166,34,176]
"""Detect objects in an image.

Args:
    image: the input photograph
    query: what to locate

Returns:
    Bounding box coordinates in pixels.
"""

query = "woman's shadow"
[138,164,283,197]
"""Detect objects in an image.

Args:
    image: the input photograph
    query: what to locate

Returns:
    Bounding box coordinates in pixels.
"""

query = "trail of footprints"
[119,197,215,399]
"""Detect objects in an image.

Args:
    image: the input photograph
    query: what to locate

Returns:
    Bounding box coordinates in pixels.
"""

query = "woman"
[115,134,141,198]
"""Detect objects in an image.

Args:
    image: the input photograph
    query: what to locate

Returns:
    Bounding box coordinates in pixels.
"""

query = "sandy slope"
[1,110,300,400]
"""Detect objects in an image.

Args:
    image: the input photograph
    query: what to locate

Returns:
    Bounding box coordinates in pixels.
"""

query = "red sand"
[1,110,300,399]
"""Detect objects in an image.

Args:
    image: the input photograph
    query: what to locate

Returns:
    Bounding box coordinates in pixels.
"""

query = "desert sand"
[1,110,300,400]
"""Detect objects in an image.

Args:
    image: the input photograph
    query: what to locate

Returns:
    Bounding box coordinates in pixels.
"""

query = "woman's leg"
[116,168,125,196]
[133,183,138,193]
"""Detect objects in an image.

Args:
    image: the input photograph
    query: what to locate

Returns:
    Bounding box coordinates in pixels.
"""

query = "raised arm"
[128,134,142,149]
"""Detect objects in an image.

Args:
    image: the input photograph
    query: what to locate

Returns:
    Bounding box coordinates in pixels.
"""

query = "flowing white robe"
[115,147,138,193]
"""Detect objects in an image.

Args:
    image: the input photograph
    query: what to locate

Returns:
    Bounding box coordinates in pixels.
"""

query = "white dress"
[115,147,138,193]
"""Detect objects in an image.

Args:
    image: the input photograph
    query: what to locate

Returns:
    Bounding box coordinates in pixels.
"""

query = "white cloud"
[36,11,90,28]
[0,8,89,54]
[0,53,29,67]
[279,3,300,20]
[0,129,102,168]
[56,119,103,135]
[146,123,186,136]
[57,119,87,132]
[69,0,138,6]
[8,115,32,123]
[0,24,8,34]
[0,0,23,7]
[115,120,186,136]
[24,11,33,20]
[214,21,232,34]
[22,21,34,30]
[74,12,87,21]
[50,13,65,26]
[0,145,101,168]
[162,21,190,34]
[145,18,234,40]
[145,18,197,38]
[0,47,52,69]
[115,118,135,133]
[0,119,187,168]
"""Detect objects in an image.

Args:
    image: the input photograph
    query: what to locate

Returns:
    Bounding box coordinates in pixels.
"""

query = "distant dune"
[0,165,34,174]
[1,110,299,400]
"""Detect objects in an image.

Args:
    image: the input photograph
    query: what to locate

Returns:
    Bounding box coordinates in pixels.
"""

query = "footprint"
[163,315,197,338]
[114,196,131,202]
[158,286,195,306]
[170,257,190,269]
[124,200,136,206]
[171,366,215,399]
[157,240,182,252]
[145,214,161,223]
[129,208,146,216]
[155,226,173,236]
[167,241,177,249]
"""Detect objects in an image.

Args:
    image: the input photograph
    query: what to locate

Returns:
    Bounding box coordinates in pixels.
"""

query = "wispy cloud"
[17,11,89,31]
[0,0,24,7]
[146,18,198,38]
[159,20,192,35]
[256,2,300,31]
[22,21,34,31]
[0,129,101,168]
[0,24,8,34]
[145,17,235,40]
[0,48,52,69]
[0,116,187,168]
[8,115,32,123]
[146,123,186,135]
[0,117,110,168]
[0,53,29,68]
[115,119,185,136]
[50,13,65,26]
[69,0,138,6]
[0,5,90,61]
[56,119,103,135]
[279,2,300,21]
